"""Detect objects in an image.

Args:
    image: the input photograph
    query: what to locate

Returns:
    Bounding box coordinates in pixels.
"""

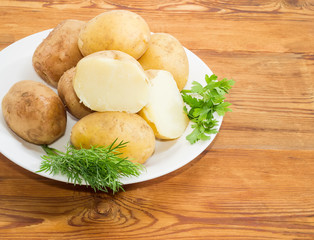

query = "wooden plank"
[197,50,314,150]
[0,0,313,239]
[0,1,313,53]
[0,149,313,239]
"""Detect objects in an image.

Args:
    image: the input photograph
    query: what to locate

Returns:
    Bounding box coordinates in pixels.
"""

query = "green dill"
[37,140,144,193]
[181,74,234,144]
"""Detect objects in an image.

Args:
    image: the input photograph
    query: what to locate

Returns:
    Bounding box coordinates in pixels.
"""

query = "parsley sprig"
[37,140,144,193]
[181,74,234,144]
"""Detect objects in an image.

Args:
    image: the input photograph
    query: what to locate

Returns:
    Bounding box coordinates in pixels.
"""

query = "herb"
[181,74,234,144]
[37,140,144,193]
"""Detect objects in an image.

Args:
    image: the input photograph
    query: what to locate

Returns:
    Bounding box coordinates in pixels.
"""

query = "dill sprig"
[37,140,145,193]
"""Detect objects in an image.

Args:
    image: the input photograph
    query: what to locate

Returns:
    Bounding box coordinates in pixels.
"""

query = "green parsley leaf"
[190,81,204,94]
[215,102,232,116]
[182,74,234,144]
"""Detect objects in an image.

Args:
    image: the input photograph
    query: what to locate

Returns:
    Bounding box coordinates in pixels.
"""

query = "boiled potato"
[139,70,189,139]
[71,111,155,164]
[138,33,189,91]
[73,50,149,113]
[78,10,151,59]
[2,80,67,144]
[58,67,93,119]
[33,19,85,87]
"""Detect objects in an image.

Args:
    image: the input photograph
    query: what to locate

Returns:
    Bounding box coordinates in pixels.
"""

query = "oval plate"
[0,30,222,185]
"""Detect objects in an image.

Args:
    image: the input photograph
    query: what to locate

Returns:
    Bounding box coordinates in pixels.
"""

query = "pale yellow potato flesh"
[73,50,149,113]
[139,70,189,140]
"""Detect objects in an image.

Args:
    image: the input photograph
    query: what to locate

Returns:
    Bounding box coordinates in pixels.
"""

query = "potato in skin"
[78,10,151,59]
[71,111,155,164]
[32,19,85,87]
[1,80,67,145]
[138,33,189,91]
[57,67,93,119]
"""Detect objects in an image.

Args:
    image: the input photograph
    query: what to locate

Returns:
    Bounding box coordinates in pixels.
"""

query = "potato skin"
[82,50,145,69]
[58,67,93,119]
[32,19,85,87]
[78,10,151,59]
[2,80,67,144]
[71,112,155,164]
[138,33,189,91]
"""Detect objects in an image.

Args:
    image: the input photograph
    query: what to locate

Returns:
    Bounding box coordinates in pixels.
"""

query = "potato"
[78,10,151,59]
[73,50,149,113]
[1,80,67,144]
[139,70,189,139]
[32,19,85,87]
[138,33,189,91]
[71,111,155,164]
[57,67,93,119]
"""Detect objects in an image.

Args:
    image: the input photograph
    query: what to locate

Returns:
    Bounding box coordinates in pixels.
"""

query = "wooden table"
[1,1,313,239]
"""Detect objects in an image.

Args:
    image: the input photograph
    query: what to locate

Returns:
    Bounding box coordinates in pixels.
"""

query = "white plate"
[0,30,222,185]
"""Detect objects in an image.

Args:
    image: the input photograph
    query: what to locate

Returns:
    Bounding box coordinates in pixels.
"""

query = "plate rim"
[0,29,222,186]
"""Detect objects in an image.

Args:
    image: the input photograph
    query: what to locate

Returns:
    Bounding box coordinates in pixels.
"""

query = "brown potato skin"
[32,19,85,87]
[2,80,67,145]
[71,112,155,164]
[78,10,151,59]
[58,67,93,119]
[138,33,189,91]
[82,50,145,70]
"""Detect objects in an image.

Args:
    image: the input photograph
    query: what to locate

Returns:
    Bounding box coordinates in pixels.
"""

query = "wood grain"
[0,0,314,239]
[1,149,314,239]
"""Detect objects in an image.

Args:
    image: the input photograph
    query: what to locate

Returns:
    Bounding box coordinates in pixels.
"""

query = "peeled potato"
[57,67,93,119]
[139,70,189,140]
[78,10,151,59]
[73,50,149,113]
[138,33,189,91]
[71,111,155,164]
